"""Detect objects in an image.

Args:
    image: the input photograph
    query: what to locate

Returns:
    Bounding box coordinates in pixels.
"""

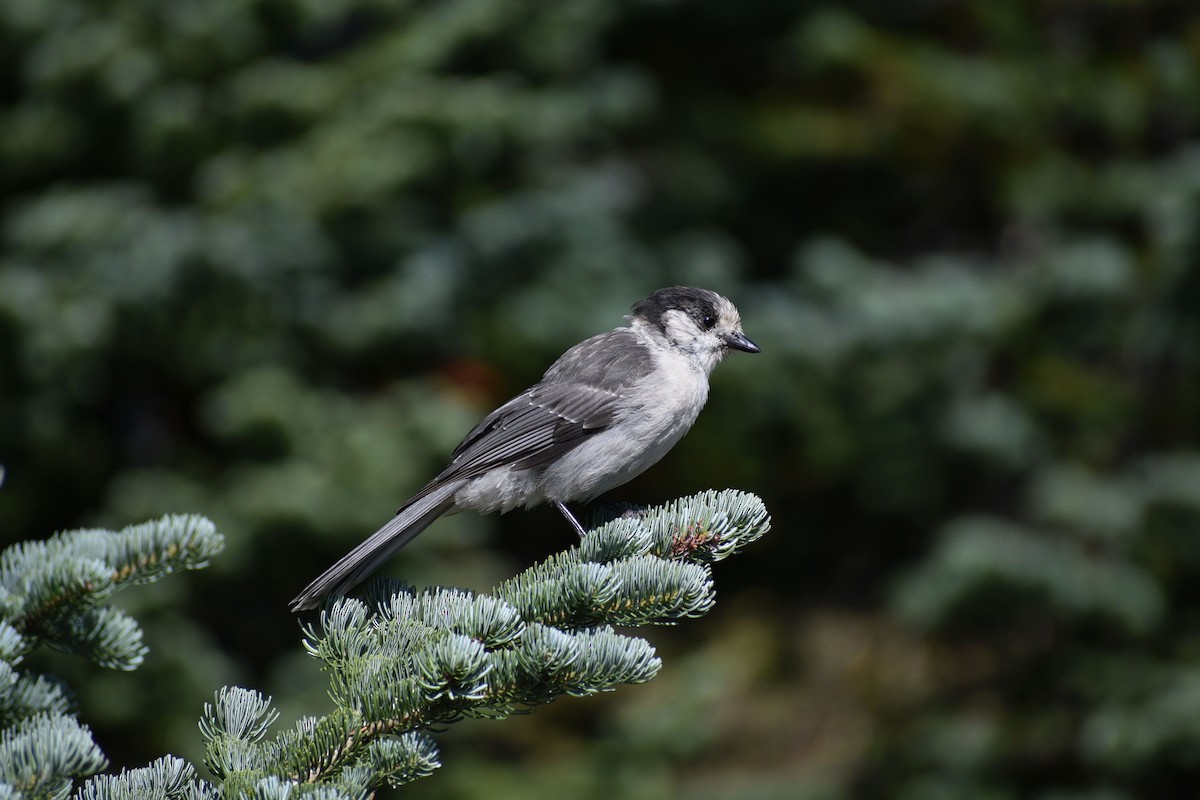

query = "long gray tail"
[290,480,462,611]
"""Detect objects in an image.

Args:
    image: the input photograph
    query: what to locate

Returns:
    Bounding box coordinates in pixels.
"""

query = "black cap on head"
[631,287,721,332]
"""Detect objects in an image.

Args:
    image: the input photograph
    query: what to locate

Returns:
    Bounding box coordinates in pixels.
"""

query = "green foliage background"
[2,1,1200,798]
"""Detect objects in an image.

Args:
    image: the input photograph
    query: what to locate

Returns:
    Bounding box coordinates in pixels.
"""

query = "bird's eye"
[701,314,717,329]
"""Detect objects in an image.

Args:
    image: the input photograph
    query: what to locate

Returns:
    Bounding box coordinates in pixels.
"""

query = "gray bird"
[290,286,759,611]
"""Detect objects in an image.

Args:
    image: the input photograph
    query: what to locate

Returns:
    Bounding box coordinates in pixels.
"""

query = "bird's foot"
[588,500,647,527]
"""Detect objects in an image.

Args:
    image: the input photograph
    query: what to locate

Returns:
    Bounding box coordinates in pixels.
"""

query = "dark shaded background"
[3,1,1200,798]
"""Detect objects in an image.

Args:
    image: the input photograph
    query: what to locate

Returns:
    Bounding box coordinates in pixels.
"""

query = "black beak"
[723,331,761,353]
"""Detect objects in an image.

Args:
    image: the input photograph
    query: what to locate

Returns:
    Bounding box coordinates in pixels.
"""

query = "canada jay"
[290,286,759,611]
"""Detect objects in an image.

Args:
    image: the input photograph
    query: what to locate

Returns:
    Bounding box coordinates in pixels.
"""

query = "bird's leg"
[554,500,588,538]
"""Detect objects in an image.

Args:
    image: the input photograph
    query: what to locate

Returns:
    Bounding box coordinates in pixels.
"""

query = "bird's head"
[630,286,760,373]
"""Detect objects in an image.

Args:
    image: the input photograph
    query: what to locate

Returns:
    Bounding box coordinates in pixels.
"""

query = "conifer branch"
[0,515,224,800]
[188,489,770,796]
[1,493,769,799]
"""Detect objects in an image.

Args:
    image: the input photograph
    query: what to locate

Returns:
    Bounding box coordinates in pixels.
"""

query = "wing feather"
[430,328,655,482]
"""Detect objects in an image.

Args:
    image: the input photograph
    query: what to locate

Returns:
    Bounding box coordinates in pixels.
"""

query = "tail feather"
[290,481,462,612]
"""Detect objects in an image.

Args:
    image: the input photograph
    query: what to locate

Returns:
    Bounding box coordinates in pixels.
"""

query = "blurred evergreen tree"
[2,0,1200,797]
